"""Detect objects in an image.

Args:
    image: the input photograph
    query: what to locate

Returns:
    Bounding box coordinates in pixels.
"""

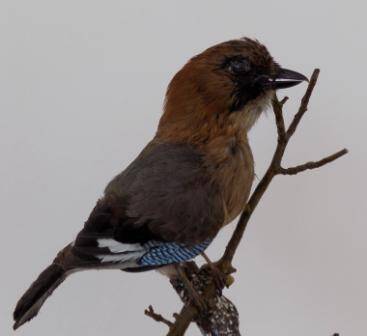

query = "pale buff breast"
[205,135,255,226]
[214,91,272,224]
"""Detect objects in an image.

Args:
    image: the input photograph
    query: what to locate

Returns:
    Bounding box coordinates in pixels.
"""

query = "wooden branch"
[153,68,348,336]
[169,263,240,336]
[273,95,287,141]
[279,149,348,175]
[166,304,198,336]
[287,69,320,138]
[145,305,174,328]
[221,69,330,271]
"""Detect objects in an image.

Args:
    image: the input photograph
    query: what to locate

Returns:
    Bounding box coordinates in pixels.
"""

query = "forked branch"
[219,69,347,270]
[147,69,348,336]
[145,305,174,328]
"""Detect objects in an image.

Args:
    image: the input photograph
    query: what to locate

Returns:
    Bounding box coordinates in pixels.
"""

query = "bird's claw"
[201,262,227,295]
[200,253,235,295]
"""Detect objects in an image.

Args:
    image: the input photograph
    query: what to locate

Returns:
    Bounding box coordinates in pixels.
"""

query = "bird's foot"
[201,253,236,295]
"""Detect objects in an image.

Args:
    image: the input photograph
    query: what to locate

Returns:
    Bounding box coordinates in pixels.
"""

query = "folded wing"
[72,141,224,269]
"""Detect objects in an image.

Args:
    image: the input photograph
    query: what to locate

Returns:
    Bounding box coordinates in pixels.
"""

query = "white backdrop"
[1,1,365,335]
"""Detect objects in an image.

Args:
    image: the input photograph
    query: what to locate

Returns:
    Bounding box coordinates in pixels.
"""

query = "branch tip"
[145,305,173,328]
[280,148,348,175]
[280,96,289,106]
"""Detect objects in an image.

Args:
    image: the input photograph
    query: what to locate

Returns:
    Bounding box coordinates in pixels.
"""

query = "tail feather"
[13,263,67,330]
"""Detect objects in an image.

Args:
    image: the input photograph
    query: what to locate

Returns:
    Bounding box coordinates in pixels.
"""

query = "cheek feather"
[235,90,274,130]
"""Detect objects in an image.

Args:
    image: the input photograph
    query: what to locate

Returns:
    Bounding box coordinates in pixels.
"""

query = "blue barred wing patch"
[138,239,211,266]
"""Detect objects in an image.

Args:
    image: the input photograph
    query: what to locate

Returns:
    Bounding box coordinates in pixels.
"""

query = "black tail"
[13,263,68,330]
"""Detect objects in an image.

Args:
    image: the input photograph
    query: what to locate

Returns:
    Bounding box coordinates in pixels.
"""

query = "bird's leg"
[175,264,207,312]
[200,252,234,294]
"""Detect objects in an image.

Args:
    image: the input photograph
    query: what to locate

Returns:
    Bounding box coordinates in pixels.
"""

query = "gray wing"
[72,141,224,266]
[103,141,225,245]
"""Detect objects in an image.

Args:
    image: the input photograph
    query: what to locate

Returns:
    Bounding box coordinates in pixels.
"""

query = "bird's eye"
[225,56,251,74]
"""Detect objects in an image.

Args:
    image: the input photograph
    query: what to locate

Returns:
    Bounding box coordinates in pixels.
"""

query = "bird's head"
[157,38,307,143]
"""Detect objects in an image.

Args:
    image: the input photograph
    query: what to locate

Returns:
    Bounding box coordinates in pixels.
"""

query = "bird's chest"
[205,137,255,225]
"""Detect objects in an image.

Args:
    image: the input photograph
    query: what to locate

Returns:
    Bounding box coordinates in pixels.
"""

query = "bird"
[13,37,307,330]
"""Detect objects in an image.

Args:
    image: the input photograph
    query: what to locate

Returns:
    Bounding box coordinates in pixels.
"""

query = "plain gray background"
[1,1,365,335]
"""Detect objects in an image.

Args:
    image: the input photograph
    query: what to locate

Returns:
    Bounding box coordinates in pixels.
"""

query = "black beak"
[271,68,308,89]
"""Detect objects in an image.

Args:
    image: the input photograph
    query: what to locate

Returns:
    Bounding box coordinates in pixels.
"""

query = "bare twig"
[145,305,174,328]
[279,149,348,175]
[158,68,348,336]
[280,96,289,106]
[218,68,346,270]
[273,95,286,140]
[287,69,320,138]
[166,304,198,336]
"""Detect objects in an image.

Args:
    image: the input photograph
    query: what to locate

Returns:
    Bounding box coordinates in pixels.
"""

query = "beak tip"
[301,73,309,83]
[273,67,308,90]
